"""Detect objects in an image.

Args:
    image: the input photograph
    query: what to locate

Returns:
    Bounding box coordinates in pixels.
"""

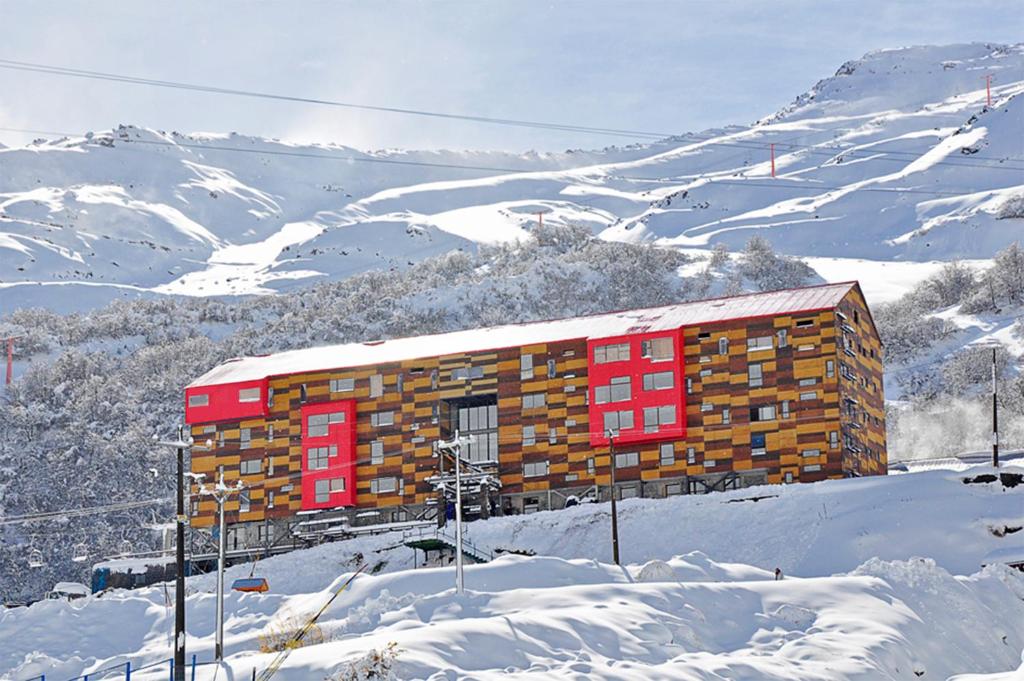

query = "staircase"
[403,527,494,564]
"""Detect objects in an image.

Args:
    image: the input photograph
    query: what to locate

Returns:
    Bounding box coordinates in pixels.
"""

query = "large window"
[306,445,335,470]
[370,411,394,427]
[641,337,674,361]
[238,387,260,403]
[370,374,383,397]
[522,393,546,409]
[595,376,631,404]
[446,396,498,463]
[747,336,773,352]
[314,479,330,503]
[308,411,345,437]
[520,354,534,380]
[718,337,729,355]
[751,433,766,456]
[748,363,763,387]
[238,490,250,513]
[594,342,630,364]
[660,443,675,466]
[188,393,209,407]
[240,458,261,475]
[370,477,399,494]
[749,405,776,422]
[603,409,634,434]
[614,451,639,468]
[643,405,676,433]
[452,366,484,381]
[370,440,384,465]
[642,371,674,391]
[522,425,536,447]
[330,377,354,393]
[240,428,252,448]
[523,461,549,478]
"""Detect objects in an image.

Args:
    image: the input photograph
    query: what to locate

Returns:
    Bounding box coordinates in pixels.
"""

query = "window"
[238,387,260,403]
[547,359,557,378]
[666,483,683,496]
[701,402,713,412]
[642,371,674,391]
[687,447,696,464]
[699,369,712,377]
[798,344,815,352]
[329,477,346,492]
[371,411,394,427]
[829,431,839,449]
[587,457,595,475]
[307,411,345,437]
[698,332,711,340]
[369,374,383,398]
[549,427,558,445]
[748,363,763,387]
[802,449,821,458]
[799,391,817,401]
[523,461,549,478]
[595,376,631,404]
[641,337,674,361]
[396,374,404,393]
[747,336,773,352]
[520,354,534,380]
[749,405,776,422]
[615,451,639,468]
[751,432,766,456]
[826,360,835,378]
[620,487,638,500]
[299,384,308,403]
[240,428,252,448]
[799,377,818,386]
[268,457,274,476]
[594,342,630,364]
[602,410,634,433]
[722,407,731,424]
[370,477,398,494]
[777,329,788,348]
[781,400,791,418]
[452,366,484,381]
[522,393,546,409]
[522,425,536,447]
[453,399,499,463]
[315,479,330,503]
[718,337,729,355]
[796,319,814,328]
[218,431,225,447]
[188,393,209,407]
[370,440,384,465]
[306,446,333,470]
[686,378,693,394]
[784,472,794,483]
[267,386,274,409]
[565,473,578,482]
[240,458,261,475]
[854,310,860,324]
[803,464,821,473]
[238,490,250,513]
[267,491,275,509]
[330,378,355,393]
[267,424,274,442]
[705,460,716,469]
[660,443,675,466]
[430,369,439,390]
[643,405,676,432]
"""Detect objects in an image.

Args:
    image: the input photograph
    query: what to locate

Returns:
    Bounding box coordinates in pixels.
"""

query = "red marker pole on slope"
[770,144,775,178]
[986,74,992,107]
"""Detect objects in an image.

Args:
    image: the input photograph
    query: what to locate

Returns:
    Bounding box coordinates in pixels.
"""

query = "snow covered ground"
[1,43,1021,312]
[2,465,1021,680]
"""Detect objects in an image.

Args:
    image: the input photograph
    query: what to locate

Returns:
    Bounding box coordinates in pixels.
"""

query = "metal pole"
[5,338,12,386]
[608,431,620,565]
[215,480,227,661]
[993,346,999,468]
[174,427,186,681]
[454,431,465,595]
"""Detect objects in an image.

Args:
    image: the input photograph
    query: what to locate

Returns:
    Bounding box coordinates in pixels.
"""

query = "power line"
[0,58,1021,169]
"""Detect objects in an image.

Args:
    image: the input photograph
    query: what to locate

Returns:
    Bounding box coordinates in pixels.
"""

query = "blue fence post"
[125,660,132,680]
[169,658,174,681]
[191,654,197,681]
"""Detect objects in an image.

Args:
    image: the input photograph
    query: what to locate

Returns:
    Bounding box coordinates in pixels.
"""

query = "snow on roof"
[189,282,858,388]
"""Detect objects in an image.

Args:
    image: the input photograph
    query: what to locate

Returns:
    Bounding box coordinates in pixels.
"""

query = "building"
[184,281,886,549]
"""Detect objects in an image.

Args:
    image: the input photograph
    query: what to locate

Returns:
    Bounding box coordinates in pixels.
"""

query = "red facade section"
[300,399,357,510]
[184,378,268,424]
[587,328,686,446]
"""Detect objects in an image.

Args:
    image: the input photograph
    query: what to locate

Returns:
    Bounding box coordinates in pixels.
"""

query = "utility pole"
[199,472,244,661]
[992,346,999,468]
[607,429,620,565]
[157,428,192,681]
[770,143,775,178]
[536,212,544,230]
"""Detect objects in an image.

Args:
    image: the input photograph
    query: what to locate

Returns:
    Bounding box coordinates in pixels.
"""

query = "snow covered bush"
[736,236,815,292]
[330,642,400,681]
[259,616,325,652]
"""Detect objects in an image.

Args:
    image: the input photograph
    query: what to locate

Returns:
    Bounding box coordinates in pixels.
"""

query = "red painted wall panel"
[587,328,686,446]
[184,379,268,424]
[300,399,357,510]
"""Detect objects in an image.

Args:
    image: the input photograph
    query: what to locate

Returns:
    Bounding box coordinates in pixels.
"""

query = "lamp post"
[436,431,473,594]
[991,345,999,468]
[156,428,192,681]
[199,471,244,661]
[606,428,620,565]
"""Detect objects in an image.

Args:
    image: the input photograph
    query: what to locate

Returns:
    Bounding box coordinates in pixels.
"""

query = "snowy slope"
[2,466,1022,680]
[1,43,1022,311]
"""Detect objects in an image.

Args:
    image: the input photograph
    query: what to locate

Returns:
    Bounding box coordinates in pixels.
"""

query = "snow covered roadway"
[2,465,1023,680]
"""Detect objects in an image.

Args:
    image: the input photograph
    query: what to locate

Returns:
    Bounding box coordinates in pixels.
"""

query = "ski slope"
[2,465,1022,680]
[1,42,1022,312]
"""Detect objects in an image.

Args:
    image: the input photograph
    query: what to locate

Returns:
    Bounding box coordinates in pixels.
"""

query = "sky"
[0,0,1021,153]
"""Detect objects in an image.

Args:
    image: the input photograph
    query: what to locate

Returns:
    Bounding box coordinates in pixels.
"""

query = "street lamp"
[198,471,244,661]
[436,431,473,594]
[606,428,620,565]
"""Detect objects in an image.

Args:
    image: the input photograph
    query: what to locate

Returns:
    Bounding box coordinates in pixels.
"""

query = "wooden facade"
[185,282,887,538]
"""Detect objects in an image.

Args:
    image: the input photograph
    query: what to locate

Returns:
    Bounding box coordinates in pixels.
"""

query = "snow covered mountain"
[1,42,1022,312]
